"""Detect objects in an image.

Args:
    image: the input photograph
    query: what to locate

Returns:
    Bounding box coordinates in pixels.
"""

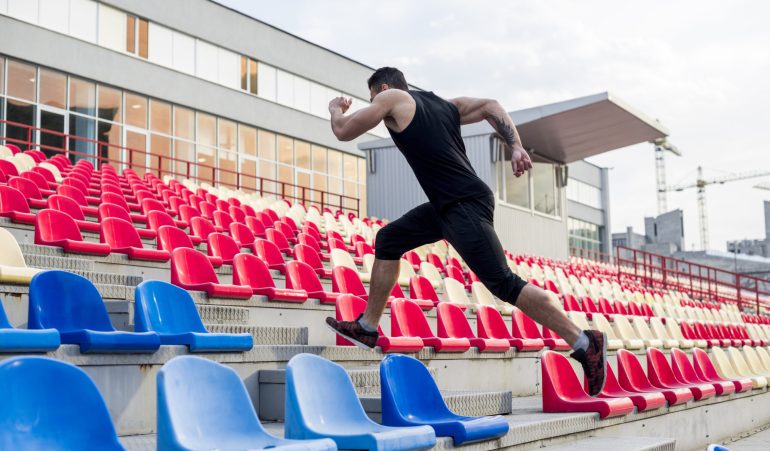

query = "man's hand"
[511,144,532,177]
[329,97,352,115]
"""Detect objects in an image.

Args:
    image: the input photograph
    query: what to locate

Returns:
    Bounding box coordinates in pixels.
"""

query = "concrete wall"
[645,209,684,252]
[765,200,770,240]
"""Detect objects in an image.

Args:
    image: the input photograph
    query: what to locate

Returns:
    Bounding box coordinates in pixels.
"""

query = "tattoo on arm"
[491,114,517,147]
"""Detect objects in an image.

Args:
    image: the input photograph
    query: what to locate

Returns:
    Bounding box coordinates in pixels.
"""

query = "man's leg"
[359,258,400,329]
[514,284,580,345]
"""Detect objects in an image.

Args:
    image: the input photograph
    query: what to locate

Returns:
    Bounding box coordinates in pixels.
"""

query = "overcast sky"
[218,0,770,251]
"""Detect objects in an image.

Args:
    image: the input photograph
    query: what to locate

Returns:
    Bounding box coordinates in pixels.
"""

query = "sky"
[217,0,770,251]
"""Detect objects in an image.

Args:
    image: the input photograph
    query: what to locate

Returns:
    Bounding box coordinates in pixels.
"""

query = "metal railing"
[0,119,361,215]
[615,246,770,314]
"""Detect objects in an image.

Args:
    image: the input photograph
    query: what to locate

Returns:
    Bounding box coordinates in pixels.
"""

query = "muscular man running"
[325,67,607,395]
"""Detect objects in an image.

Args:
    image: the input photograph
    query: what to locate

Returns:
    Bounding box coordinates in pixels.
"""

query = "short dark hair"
[367,67,408,91]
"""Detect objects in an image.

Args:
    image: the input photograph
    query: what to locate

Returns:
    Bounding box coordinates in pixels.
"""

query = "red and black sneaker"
[570,330,607,397]
[325,314,379,351]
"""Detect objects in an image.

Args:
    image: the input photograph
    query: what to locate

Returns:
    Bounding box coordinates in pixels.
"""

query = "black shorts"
[374,194,528,305]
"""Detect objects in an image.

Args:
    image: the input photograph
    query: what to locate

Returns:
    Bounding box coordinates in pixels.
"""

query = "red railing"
[615,246,770,314]
[0,119,361,215]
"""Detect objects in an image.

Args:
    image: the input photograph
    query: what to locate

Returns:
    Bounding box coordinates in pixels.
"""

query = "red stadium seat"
[647,347,715,400]
[335,294,423,353]
[229,222,256,249]
[245,216,267,238]
[34,209,111,255]
[178,204,201,224]
[170,248,252,299]
[426,253,447,274]
[7,177,48,209]
[215,199,229,212]
[670,348,734,396]
[190,217,217,243]
[691,347,752,393]
[541,326,571,351]
[391,299,470,352]
[56,185,98,216]
[0,186,36,224]
[148,210,200,243]
[266,228,292,255]
[241,204,257,218]
[274,221,297,244]
[101,192,144,220]
[142,198,187,229]
[100,217,170,262]
[591,362,666,412]
[437,303,509,352]
[228,205,247,224]
[254,239,287,273]
[156,225,222,267]
[47,195,101,233]
[475,305,544,351]
[597,298,616,319]
[167,196,186,218]
[616,349,693,406]
[232,253,307,303]
[213,210,233,231]
[331,265,369,300]
[0,159,19,177]
[511,308,566,349]
[199,201,217,221]
[446,265,468,288]
[541,351,634,419]
[390,284,434,310]
[403,250,422,272]
[207,233,240,265]
[613,300,629,316]
[285,261,341,305]
[20,170,53,192]
[293,244,332,278]
[409,275,454,309]
[98,203,157,239]
[298,232,329,260]
[355,241,374,258]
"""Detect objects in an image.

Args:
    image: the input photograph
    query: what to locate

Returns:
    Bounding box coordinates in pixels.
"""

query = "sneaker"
[325,314,379,351]
[570,330,607,397]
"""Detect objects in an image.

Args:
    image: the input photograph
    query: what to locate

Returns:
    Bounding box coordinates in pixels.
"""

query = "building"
[726,201,770,258]
[362,92,668,260]
[612,208,685,255]
[0,0,384,215]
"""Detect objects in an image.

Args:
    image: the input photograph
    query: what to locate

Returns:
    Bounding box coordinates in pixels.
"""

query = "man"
[324,67,607,396]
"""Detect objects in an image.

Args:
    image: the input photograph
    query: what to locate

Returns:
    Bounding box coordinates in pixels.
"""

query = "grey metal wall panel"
[566,201,605,226]
[567,160,603,187]
[494,203,569,260]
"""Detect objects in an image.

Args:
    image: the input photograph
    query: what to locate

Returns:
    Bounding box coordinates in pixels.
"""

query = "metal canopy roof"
[359,91,669,164]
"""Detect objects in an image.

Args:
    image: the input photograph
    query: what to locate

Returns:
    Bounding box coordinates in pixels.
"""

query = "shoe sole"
[596,331,608,396]
[325,322,377,352]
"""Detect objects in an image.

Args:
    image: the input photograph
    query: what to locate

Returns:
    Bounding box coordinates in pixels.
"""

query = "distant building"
[725,201,770,258]
[612,209,684,255]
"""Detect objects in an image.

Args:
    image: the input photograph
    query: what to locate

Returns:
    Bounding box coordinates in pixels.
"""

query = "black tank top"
[388,90,492,211]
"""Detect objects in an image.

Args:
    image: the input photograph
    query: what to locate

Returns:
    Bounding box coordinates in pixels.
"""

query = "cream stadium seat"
[443,278,474,309]
[665,317,707,349]
[39,162,64,182]
[709,347,766,388]
[397,258,416,287]
[742,346,770,377]
[629,316,664,348]
[362,254,375,276]
[651,304,667,318]
[589,314,625,350]
[611,315,645,350]
[725,347,770,386]
[0,146,12,159]
[330,248,371,283]
[15,153,36,171]
[649,317,691,348]
[0,228,43,284]
[755,347,770,372]
[419,262,443,289]
[471,281,513,315]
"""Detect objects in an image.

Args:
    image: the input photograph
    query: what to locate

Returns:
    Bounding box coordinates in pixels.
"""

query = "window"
[311,145,326,172]
[39,0,69,34]
[295,140,310,170]
[310,82,328,118]
[217,119,237,151]
[39,69,66,109]
[69,0,97,43]
[0,59,4,96]
[5,99,35,147]
[217,48,239,89]
[257,63,277,101]
[238,125,257,156]
[343,153,357,180]
[568,218,602,254]
[293,77,310,112]
[7,0,38,24]
[148,23,173,67]
[150,134,171,175]
[277,135,293,165]
[240,56,258,95]
[124,93,147,128]
[218,150,238,187]
[532,163,557,215]
[126,15,148,58]
[69,115,96,159]
[98,85,122,122]
[97,121,121,162]
[276,70,294,107]
[196,113,216,147]
[173,106,194,140]
[566,178,602,209]
[69,77,95,116]
[327,150,342,178]
[7,60,36,102]
[258,130,276,161]
[500,162,530,208]
[172,32,195,74]
[195,40,218,82]
[150,100,171,134]
[97,4,125,52]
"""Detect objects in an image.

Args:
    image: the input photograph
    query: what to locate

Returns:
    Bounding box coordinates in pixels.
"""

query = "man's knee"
[374,225,403,260]
[481,271,528,305]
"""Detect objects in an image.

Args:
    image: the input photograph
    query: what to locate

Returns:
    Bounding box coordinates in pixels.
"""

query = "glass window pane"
[195,40,218,82]
[98,85,122,122]
[126,15,136,53]
[5,100,35,149]
[39,69,66,109]
[69,0,97,43]
[257,63,276,101]
[126,130,147,175]
[172,32,195,74]
[278,164,293,197]
[294,76,310,112]
[7,60,36,102]
[196,146,215,183]
[358,158,366,184]
[39,0,69,34]
[217,48,239,88]
[327,150,342,177]
[218,119,237,151]
[39,110,65,155]
[277,135,293,164]
[258,130,275,160]
[148,22,173,66]
[150,133,171,175]
[239,125,257,156]
[295,140,310,169]
[532,163,557,215]
[328,177,342,195]
[173,140,194,176]
[150,100,171,134]
[248,59,258,95]
[312,173,326,203]
[69,77,96,116]
[311,145,326,172]
[241,157,257,190]
[310,82,328,118]
[0,59,4,96]
[343,153,356,180]
[8,0,38,23]
[125,93,147,128]
[69,115,96,161]
[138,18,149,58]
[359,183,367,216]
[97,121,122,164]
[503,162,530,208]
[97,3,124,51]
[196,113,216,146]
[173,106,194,139]
[276,70,294,107]
[240,56,248,91]
[260,161,276,195]
[218,150,237,187]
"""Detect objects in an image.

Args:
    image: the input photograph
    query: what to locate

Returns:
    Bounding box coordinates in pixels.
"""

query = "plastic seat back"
[230,222,255,246]
[297,232,322,253]
[8,176,43,200]
[245,216,266,237]
[380,354,452,422]
[446,265,466,284]
[207,233,240,264]
[0,357,123,450]
[511,308,544,339]
[410,275,440,304]
[134,280,207,335]
[57,185,89,207]
[141,198,166,215]
[254,239,286,269]
[29,270,116,333]
[266,227,291,250]
[100,192,132,212]
[614,315,641,340]
[0,186,32,215]
[391,299,434,338]
[0,159,19,177]
[100,217,144,249]
[274,221,295,240]
[404,250,422,268]
[157,225,194,252]
[437,303,475,339]
[34,209,85,243]
[285,261,325,292]
[147,210,176,232]
[232,253,276,289]
[294,244,325,271]
[692,348,728,381]
[20,170,49,190]
[179,204,201,223]
[419,262,443,285]
[476,305,514,339]
[213,210,233,230]
[48,194,88,221]
[426,253,446,273]
[97,202,133,224]
[0,227,30,269]
[228,205,246,224]
[171,247,221,287]
[332,265,368,298]
[191,216,216,240]
[330,248,358,270]
[670,348,701,383]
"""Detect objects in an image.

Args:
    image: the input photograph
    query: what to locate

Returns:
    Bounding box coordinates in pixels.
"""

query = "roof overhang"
[360,92,669,164]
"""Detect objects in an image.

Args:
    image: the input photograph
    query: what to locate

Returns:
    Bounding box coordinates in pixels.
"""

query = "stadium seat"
[48,194,103,233]
[229,222,256,249]
[740,346,770,380]
[254,239,287,273]
[335,294,423,352]
[707,347,766,389]
[233,253,307,303]
[419,261,444,287]
[669,318,707,348]
[592,361,666,412]
[331,248,370,282]
[670,348,735,396]
[170,248,253,299]
[409,275,446,308]
[0,298,59,352]
[101,192,145,219]
[207,232,241,265]
[246,216,267,238]
[100,217,171,261]
[397,258,417,286]
[274,221,297,244]
[148,209,198,243]
[647,347,716,400]
[608,315,645,349]
[391,299,470,352]
[437,303,509,352]
[7,176,48,209]
[403,250,422,272]
[443,278,475,308]
[0,185,37,224]
[134,281,252,351]
[34,209,111,255]
[476,304,544,351]
[648,316,687,348]
[57,185,99,215]
[631,316,665,348]
[472,282,514,315]
[332,265,370,300]
[157,356,334,450]
[99,203,157,239]
[446,265,468,288]
[191,216,217,243]
[541,325,571,351]
[294,244,333,278]
[380,354,509,445]
[157,225,222,267]
[266,227,293,255]
[285,353,436,450]
[0,357,124,449]
[391,283,435,310]
[213,210,234,232]
[286,261,341,305]
[724,347,770,387]
[28,271,160,353]
[616,349,693,405]
[511,308,568,350]
[541,351,634,418]
[0,227,43,284]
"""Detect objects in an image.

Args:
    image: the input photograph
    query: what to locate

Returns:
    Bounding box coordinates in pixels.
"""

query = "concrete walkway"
[725,426,770,450]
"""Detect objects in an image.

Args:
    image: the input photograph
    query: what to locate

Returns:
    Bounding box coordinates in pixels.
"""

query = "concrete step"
[538,436,675,450]
[206,323,308,346]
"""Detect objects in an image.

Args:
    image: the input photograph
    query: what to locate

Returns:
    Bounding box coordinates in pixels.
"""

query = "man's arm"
[450,97,532,177]
[329,90,398,141]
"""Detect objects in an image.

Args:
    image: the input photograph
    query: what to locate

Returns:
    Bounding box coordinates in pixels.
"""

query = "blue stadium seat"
[134,280,253,352]
[0,298,59,352]
[380,354,509,445]
[285,353,436,450]
[157,356,335,451]
[28,271,160,353]
[0,356,123,450]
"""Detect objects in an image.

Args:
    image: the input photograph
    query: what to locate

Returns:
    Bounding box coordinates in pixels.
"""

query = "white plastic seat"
[631,316,665,348]
[397,258,416,287]
[39,162,64,182]
[589,314,624,350]
[610,315,645,350]
[0,227,43,284]
[443,278,473,308]
[330,248,370,283]
[723,347,770,387]
[418,262,442,289]
[471,281,512,315]
[649,317,690,348]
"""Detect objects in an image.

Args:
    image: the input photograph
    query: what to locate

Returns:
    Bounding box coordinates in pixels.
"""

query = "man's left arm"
[329,94,392,141]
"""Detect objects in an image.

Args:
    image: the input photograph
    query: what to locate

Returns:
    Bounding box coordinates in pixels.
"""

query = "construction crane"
[652,138,682,214]
[666,167,770,250]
